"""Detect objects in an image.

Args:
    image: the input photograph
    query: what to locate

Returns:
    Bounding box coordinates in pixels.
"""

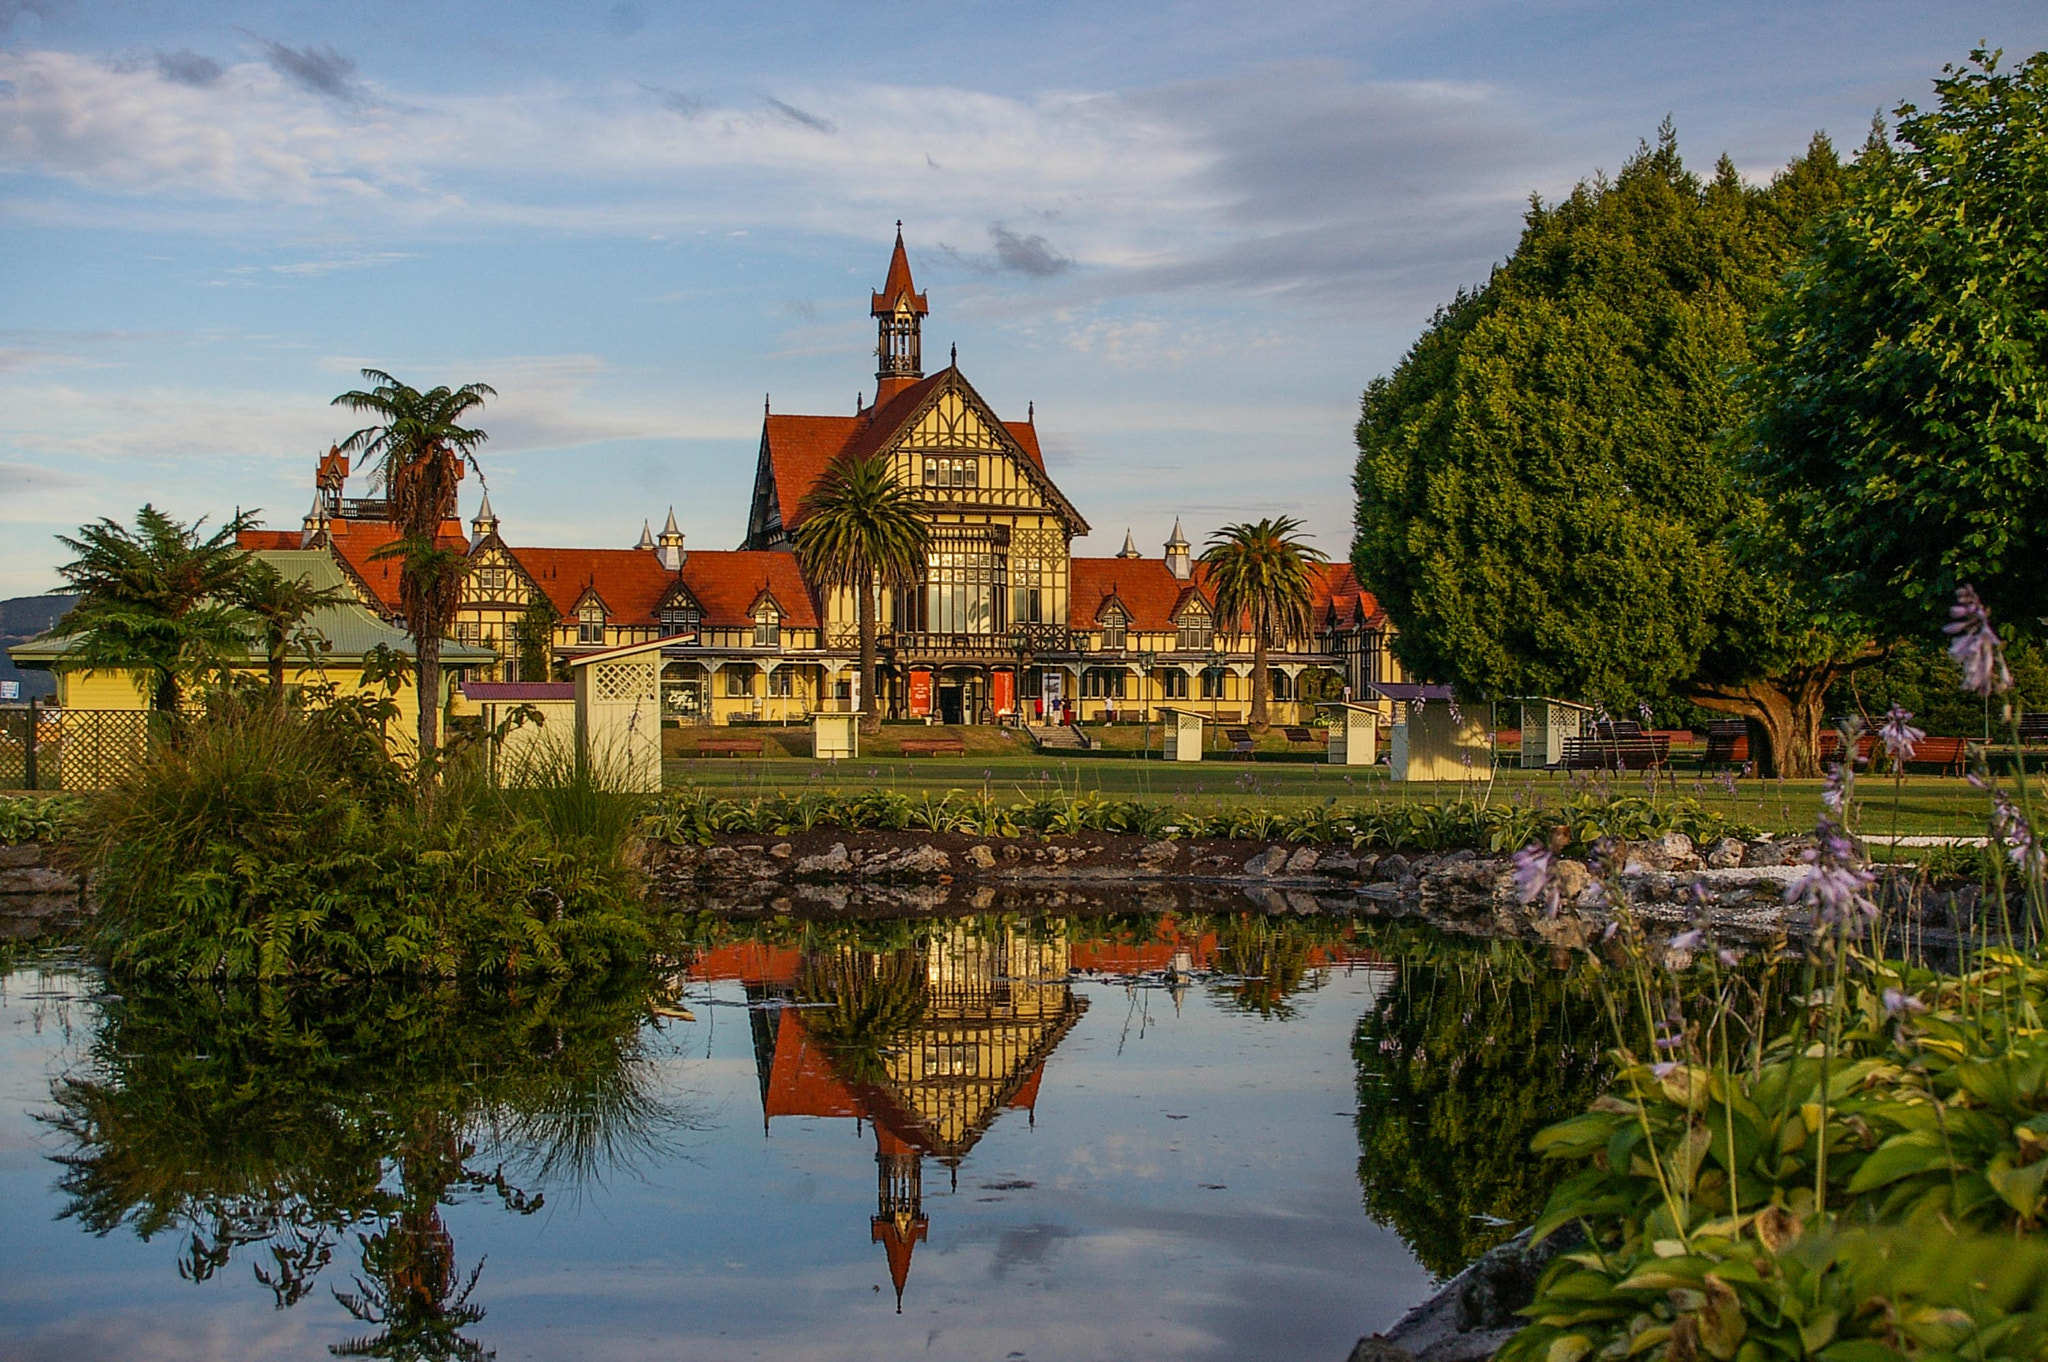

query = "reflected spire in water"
[692,920,1086,1307]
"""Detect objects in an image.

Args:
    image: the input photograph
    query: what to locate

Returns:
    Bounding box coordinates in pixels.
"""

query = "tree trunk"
[1691,670,1838,778]
[416,631,442,767]
[1250,632,1271,731]
[858,573,880,736]
[155,671,180,715]
[268,646,287,702]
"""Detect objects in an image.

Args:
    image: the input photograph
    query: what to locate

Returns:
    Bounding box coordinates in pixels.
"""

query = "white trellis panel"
[572,638,670,793]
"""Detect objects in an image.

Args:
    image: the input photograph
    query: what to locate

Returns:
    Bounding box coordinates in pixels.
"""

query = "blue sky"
[2,0,2042,596]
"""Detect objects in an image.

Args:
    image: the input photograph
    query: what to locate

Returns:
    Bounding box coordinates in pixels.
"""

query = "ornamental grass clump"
[90,694,647,980]
[1502,585,2048,1362]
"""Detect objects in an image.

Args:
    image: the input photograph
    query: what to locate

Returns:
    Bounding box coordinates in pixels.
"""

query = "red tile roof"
[1068,558,1383,634]
[238,518,468,616]
[511,546,821,630]
[1068,557,1211,631]
[322,519,470,615]
[761,375,1049,533]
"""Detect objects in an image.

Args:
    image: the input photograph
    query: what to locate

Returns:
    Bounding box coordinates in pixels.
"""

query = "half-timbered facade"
[247,229,1399,729]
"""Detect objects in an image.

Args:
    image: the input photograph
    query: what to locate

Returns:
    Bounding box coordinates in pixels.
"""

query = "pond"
[0,892,1612,1361]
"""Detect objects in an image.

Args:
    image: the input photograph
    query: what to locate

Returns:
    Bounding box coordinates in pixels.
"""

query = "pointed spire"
[1165,518,1191,580]
[470,488,498,542]
[1117,528,1141,559]
[636,518,656,551]
[662,506,680,535]
[301,490,328,548]
[871,221,927,317]
[873,225,927,403]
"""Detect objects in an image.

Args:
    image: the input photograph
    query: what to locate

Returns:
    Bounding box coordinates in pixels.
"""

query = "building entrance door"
[938,684,964,725]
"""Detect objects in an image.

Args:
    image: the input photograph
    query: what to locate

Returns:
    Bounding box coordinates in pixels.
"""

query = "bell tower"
[871,222,928,405]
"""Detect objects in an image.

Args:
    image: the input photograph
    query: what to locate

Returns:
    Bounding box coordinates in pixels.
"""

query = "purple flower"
[1511,841,1560,915]
[1878,706,1924,765]
[1650,1061,1681,1079]
[1717,948,1740,967]
[1669,929,1704,952]
[1637,700,1655,727]
[1946,585,2012,696]
[1992,791,2040,873]
[1882,988,1928,1018]
[1784,819,1878,927]
[1821,763,1848,811]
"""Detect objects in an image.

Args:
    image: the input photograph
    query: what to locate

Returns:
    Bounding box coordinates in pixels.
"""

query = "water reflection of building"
[686,925,1086,1310]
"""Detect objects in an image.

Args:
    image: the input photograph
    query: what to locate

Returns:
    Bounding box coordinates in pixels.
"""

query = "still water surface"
[0,902,1604,1361]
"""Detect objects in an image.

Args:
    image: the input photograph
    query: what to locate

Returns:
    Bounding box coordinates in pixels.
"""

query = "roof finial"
[1027,400,1034,423]
[764,392,770,416]
[949,342,956,366]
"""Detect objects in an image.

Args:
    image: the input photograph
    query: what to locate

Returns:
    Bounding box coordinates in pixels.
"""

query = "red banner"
[909,669,933,717]
[992,668,1016,717]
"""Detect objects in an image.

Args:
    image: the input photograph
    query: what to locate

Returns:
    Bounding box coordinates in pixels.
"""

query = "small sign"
[0,681,17,701]
[908,669,933,717]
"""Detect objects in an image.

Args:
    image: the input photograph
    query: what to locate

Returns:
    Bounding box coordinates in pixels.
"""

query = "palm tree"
[51,505,256,713]
[236,560,352,701]
[791,454,929,735]
[1199,515,1328,732]
[331,370,495,763]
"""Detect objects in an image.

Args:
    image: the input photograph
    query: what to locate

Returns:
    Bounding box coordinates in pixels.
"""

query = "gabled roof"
[758,369,1063,534]
[1068,558,1210,632]
[1067,558,1383,635]
[239,518,470,618]
[512,546,821,630]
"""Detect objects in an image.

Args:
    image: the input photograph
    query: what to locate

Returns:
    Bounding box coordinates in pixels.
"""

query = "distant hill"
[0,594,76,700]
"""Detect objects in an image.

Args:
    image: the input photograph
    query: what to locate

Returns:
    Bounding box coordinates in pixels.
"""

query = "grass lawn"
[661,724,2024,837]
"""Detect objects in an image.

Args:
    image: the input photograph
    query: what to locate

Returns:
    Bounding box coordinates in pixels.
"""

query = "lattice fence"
[0,708,152,791]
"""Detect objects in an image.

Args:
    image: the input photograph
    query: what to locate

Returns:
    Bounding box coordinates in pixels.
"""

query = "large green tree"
[332,370,495,764]
[51,504,255,713]
[791,454,929,735]
[1353,127,1867,775]
[1749,50,2048,634]
[1199,516,1328,732]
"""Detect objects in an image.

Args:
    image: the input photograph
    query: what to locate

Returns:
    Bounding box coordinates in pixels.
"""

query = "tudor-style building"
[250,229,1399,727]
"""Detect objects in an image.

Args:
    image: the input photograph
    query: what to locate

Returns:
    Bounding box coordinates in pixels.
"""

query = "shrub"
[0,794,88,844]
[89,698,647,980]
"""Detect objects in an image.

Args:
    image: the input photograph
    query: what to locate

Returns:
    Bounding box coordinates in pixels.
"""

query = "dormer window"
[660,604,700,637]
[753,606,781,649]
[1101,604,1127,651]
[1176,603,1212,652]
[577,600,606,646]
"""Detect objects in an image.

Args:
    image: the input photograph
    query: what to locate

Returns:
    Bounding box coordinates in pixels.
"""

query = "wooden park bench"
[900,736,966,757]
[696,737,764,757]
[1223,726,1256,760]
[1282,725,1319,746]
[1559,733,1670,771]
[1903,735,1970,776]
[1700,720,1749,770]
[2021,713,2048,746]
[1818,729,1879,768]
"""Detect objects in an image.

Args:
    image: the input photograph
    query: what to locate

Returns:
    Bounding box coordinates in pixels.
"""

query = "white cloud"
[0,49,1552,312]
